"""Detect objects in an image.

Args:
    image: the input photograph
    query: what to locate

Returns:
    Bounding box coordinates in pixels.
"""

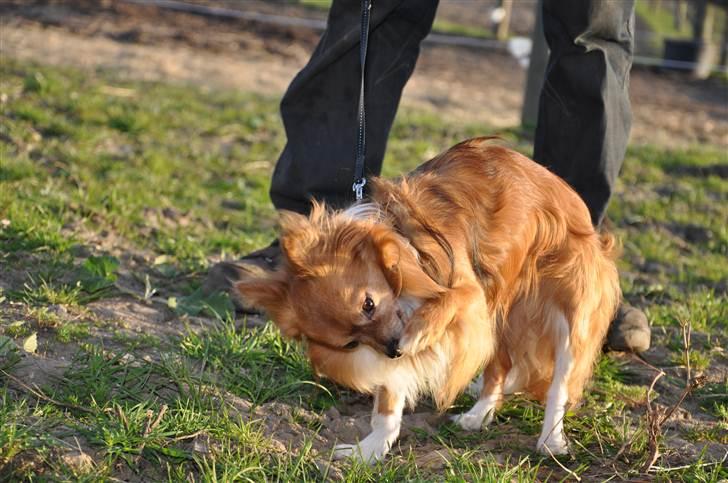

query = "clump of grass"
[27,307,63,329]
[0,394,32,471]
[0,336,22,371]
[56,322,90,343]
[57,345,159,407]
[19,278,84,306]
[111,330,161,350]
[3,321,32,339]
[180,319,332,407]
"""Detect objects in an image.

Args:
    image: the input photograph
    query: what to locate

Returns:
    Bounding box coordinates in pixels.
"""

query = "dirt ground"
[1,0,727,147]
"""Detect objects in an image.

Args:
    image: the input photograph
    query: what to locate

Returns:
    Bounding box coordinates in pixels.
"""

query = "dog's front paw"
[400,300,452,355]
[450,408,494,431]
[332,435,391,463]
[332,443,360,460]
[399,314,437,356]
[536,434,569,456]
[398,328,425,356]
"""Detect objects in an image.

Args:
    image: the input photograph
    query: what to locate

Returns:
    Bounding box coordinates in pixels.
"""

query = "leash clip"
[352,178,367,201]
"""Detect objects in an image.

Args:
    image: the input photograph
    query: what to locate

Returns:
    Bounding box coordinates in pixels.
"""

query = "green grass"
[635,0,728,56]
[296,0,495,39]
[431,20,494,40]
[1,57,726,481]
[635,0,692,43]
[180,319,332,406]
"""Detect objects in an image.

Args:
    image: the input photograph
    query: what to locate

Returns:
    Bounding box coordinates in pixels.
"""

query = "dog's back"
[373,137,620,405]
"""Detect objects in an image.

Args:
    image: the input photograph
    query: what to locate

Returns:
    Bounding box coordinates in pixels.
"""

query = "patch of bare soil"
[2,0,726,145]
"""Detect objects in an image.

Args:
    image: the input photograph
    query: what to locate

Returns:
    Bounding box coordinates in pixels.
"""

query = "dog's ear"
[279,210,319,276]
[374,231,404,296]
[371,227,445,299]
[235,275,300,339]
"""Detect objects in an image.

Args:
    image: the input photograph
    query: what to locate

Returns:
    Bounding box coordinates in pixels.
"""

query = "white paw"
[332,443,359,460]
[451,408,493,431]
[536,434,569,456]
[332,435,391,463]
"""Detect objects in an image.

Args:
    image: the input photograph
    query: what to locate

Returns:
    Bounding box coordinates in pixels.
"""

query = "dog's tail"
[565,228,621,405]
[596,216,621,260]
[598,229,621,261]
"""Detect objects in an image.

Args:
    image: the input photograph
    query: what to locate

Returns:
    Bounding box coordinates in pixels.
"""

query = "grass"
[1,57,726,481]
[635,0,693,43]
[297,0,495,39]
[635,0,728,56]
[431,20,494,40]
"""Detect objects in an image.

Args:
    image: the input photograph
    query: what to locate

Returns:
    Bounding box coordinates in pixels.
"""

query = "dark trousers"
[270,0,634,227]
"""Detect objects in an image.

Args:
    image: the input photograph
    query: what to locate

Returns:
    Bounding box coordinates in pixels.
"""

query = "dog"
[236,137,620,461]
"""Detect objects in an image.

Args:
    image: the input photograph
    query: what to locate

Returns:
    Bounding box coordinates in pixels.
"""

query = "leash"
[352,0,372,201]
[349,0,453,288]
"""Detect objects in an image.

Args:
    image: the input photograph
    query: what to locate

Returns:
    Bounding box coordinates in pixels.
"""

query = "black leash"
[352,0,372,201]
[350,0,454,288]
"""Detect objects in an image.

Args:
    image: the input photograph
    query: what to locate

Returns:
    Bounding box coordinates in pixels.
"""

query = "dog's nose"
[386,338,402,359]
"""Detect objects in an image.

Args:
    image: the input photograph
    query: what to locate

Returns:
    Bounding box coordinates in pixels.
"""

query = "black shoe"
[604,304,651,353]
[202,240,281,313]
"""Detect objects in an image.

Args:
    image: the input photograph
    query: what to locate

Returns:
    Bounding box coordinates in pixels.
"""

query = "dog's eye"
[344,340,359,350]
[362,296,375,315]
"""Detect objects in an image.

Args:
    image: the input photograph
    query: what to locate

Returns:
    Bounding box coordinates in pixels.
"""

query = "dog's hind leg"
[536,310,573,455]
[452,348,511,431]
[332,386,404,463]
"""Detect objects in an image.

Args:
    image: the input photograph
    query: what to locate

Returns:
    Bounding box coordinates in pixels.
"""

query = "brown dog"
[237,138,620,461]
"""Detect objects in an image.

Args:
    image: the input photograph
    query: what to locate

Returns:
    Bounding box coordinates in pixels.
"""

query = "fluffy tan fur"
[237,136,620,427]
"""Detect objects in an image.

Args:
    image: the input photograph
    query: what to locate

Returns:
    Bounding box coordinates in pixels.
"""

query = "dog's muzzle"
[386,338,402,359]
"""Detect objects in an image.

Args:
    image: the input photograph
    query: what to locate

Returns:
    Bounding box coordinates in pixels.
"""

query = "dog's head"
[236,204,443,378]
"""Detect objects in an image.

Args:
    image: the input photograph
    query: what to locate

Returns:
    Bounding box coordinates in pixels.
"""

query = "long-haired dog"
[237,138,620,461]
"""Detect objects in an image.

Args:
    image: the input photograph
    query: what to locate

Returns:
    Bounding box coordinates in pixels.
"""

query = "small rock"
[47,304,68,318]
[162,207,180,220]
[326,417,362,443]
[192,434,210,454]
[314,459,344,480]
[61,450,95,472]
[324,406,341,420]
[354,417,371,436]
[221,199,246,210]
[119,353,135,364]
[682,224,712,244]
[415,450,450,470]
[643,262,664,274]
[268,439,287,453]
[69,244,92,257]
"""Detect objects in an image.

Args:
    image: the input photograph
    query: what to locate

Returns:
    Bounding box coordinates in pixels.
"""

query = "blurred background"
[2,0,727,147]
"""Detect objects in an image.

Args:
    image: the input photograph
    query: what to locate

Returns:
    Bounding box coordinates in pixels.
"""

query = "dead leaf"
[23,333,38,353]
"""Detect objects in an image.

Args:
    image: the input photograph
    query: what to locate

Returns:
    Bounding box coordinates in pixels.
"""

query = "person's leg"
[533,0,649,353]
[533,0,633,227]
[204,0,438,301]
[271,0,439,214]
